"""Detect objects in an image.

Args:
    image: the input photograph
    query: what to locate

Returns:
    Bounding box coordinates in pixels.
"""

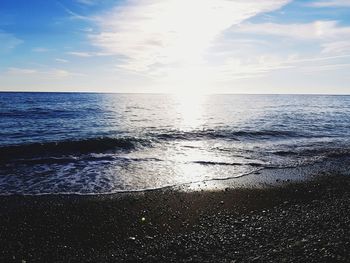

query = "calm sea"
[1,92,350,194]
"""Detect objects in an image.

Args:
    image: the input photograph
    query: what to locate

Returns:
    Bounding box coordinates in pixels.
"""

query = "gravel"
[0,174,349,262]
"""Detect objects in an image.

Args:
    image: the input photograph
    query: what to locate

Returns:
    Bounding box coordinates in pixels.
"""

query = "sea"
[1,92,350,195]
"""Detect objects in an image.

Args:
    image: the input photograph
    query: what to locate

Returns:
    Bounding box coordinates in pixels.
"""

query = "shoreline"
[1,156,349,196]
[0,173,349,262]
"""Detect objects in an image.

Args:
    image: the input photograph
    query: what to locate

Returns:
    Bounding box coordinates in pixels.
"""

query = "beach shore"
[0,174,349,262]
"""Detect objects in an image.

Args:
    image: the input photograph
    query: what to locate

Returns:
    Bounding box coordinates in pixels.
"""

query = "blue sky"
[0,0,350,94]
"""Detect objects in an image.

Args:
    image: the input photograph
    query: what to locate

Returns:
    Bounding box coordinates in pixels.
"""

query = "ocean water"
[1,92,350,195]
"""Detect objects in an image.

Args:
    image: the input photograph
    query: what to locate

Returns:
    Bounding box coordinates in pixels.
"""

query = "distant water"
[1,92,350,195]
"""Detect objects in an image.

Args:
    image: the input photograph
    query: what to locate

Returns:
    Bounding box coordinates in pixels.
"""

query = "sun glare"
[172,93,207,130]
[94,0,277,94]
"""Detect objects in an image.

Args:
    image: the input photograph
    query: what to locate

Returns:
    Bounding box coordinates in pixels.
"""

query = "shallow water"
[1,93,350,194]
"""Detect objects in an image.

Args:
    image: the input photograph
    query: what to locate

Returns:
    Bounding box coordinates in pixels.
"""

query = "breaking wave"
[0,137,150,162]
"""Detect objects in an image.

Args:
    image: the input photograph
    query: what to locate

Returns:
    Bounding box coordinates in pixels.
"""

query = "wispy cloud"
[67,51,111,57]
[0,31,22,53]
[3,0,348,93]
[302,62,350,72]
[233,20,350,56]
[308,0,350,7]
[67,51,93,57]
[5,67,84,78]
[213,55,295,81]
[55,58,69,63]
[235,20,350,40]
[57,1,90,20]
[75,0,107,6]
[76,0,97,5]
[321,41,350,54]
[90,0,291,77]
[32,47,51,53]
[7,67,37,75]
[284,54,350,64]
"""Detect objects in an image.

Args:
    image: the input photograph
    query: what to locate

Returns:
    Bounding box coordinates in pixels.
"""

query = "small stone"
[294,241,302,246]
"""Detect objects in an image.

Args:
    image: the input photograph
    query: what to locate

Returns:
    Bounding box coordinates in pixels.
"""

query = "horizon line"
[0,91,350,96]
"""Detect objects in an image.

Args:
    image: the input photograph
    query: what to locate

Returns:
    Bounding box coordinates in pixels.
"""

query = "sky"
[0,0,350,94]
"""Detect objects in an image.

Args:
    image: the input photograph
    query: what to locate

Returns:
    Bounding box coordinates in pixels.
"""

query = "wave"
[193,161,264,167]
[272,147,350,158]
[153,129,308,141]
[0,129,345,164]
[0,108,75,118]
[0,137,149,162]
[269,147,350,170]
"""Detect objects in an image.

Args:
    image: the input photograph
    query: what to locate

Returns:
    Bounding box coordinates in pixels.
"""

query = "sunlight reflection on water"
[1,93,350,194]
[171,93,207,131]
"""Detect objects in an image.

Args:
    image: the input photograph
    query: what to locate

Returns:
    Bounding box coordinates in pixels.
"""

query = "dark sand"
[0,174,349,262]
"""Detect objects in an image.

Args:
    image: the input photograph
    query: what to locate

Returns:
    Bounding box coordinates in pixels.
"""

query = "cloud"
[76,0,96,5]
[301,62,350,72]
[55,58,69,63]
[74,0,348,92]
[57,2,90,20]
[67,51,93,57]
[308,0,350,7]
[52,69,76,78]
[211,55,295,81]
[234,20,350,56]
[67,51,111,57]
[90,0,291,75]
[321,41,350,54]
[235,20,350,40]
[75,0,105,5]
[7,67,37,75]
[5,67,84,78]
[284,54,350,64]
[32,47,51,52]
[0,31,22,53]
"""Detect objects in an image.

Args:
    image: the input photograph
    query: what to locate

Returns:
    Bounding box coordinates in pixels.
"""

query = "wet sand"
[0,174,349,262]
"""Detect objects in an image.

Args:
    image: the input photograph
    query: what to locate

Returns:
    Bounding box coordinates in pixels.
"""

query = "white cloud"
[5,67,84,79]
[301,62,350,72]
[284,54,350,64]
[7,67,37,75]
[90,0,291,76]
[0,67,87,92]
[234,20,350,57]
[71,0,348,93]
[76,0,101,5]
[0,31,22,53]
[67,51,111,57]
[57,2,90,20]
[309,0,350,7]
[55,58,69,63]
[67,51,93,57]
[235,20,350,40]
[32,47,51,52]
[321,41,350,54]
[51,69,70,78]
